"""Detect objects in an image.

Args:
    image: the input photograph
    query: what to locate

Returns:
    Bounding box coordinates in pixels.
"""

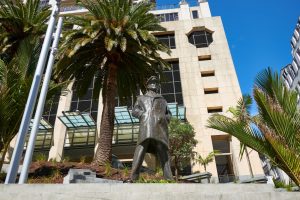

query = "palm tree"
[195,151,219,172]
[227,95,254,178]
[55,0,170,165]
[0,42,64,171]
[207,68,300,186]
[0,0,50,62]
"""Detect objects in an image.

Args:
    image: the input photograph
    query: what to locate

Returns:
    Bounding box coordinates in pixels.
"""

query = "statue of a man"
[131,76,173,180]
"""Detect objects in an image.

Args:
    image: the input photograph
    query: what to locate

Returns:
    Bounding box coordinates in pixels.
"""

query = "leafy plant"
[169,118,197,180]
[195,151,219,172]
[79,156,86,164]
[155,168,163,178]
[34,153,47,162]
[207,68,300,186]
[50,158,58,165]
[136,174,176,183]
[123,165,129,177]
[104,162,112,177]
[0,0,51,62]
[62,156,70,163]
[0,171,6,182]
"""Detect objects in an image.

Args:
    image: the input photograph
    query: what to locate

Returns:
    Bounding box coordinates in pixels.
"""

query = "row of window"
[155,13,178,22]
[155,10,199,22]
[156,30,213,49]
[44,60,221,128]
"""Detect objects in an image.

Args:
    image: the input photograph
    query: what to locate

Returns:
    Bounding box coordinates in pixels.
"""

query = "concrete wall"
[0,184,298,200]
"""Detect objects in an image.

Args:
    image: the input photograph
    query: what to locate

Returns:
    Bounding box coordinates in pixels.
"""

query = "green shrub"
[34,153,47,162]
[123,165,129,177]
[0,171,6,182]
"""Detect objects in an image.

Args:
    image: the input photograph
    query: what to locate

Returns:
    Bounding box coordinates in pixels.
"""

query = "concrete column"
[94,91,103,153]
[179,1,191,21]
[48,82,73,161]
[199,1,211,18]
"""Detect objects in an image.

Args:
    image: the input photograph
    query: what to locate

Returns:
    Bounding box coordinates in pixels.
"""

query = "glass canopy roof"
[59,103,185,129]
[114,106,139,125]
[58,111,96,128]
[28,118,53,131]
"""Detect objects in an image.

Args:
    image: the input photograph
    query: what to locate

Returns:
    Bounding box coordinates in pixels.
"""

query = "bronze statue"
[131,76,173,180]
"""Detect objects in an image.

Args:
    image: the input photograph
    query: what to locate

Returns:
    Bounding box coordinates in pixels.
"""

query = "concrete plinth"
[0,184,299,200]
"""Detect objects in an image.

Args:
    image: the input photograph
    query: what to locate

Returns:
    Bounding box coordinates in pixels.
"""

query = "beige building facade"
[6,0,265,183]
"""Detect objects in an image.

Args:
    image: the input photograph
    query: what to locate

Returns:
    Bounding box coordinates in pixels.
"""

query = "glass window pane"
[171,62,179,71]
[163,94,175,103]
[79,89,93,101]
[165,13,170,21]
[173,71,181,82]
[174,13,178,21]
[192,10,198,19]
[169,36,176,49]
[207,33,213,44]
[50,102,58,114]
[169,13,174,21]
[175,94,183,105]
[92,100,98,111]
[70,102,78,111]
[91,112,98,121]
[161,82,174,94]
[162,71,173,82]
[174,82,182,93]
[49,116,56,126]
[78,101,91,112]
[194,35,206,45]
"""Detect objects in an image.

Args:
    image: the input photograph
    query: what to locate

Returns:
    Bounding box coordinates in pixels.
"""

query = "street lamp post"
[5,0,61,184]
[18,17,64,184]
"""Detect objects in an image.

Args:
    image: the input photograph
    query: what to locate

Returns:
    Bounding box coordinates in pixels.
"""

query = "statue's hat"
[146,76,159,85]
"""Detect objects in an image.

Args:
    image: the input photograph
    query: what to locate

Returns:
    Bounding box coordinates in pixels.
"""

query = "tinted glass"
[188,31,213,48]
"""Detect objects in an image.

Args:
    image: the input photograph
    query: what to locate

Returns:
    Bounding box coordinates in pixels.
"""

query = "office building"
[7,0,265,183]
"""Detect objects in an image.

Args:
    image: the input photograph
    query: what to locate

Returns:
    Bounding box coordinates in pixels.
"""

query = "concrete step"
[0,184,299,200]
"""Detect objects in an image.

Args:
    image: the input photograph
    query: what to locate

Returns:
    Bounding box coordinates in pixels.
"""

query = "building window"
[65,127,96,147]
[115,96,136,109]
[198,55,211,61]
[211,135,235,183]
[207,106,223,113]
[201,70,215,77]
[188,31,213,48]
[292,60,299,72]
[192,10,198,19]
[288,64,296,79]
[156,34,176,49]
[43,94,60,126]
[204,88,218,94]
[160,61,183,105]
[297,49,300,60]
[70,77,99,121]
[156,13,179,22]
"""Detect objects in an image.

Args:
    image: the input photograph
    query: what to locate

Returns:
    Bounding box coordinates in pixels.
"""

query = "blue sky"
[157,0,300,95]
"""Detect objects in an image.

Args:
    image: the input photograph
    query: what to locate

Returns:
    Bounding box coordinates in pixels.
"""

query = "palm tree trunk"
[93,63,118,166]
[245,147,254,178]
